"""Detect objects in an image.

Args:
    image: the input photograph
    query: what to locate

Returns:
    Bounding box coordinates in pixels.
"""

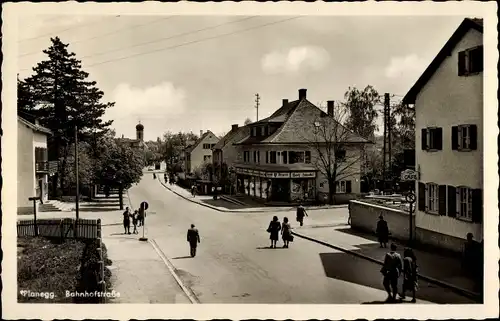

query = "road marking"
[149,239,200,304]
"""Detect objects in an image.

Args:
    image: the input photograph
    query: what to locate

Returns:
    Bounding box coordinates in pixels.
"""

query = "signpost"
[139,201,149,242]
[401,169,417,246]
[28,196,41,236]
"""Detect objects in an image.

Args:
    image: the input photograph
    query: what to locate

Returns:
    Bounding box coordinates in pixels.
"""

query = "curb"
[149,239,199,304]
[292,231,482,303]
[157,178,347,213]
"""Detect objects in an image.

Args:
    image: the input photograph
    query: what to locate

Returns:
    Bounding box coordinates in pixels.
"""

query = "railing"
[17,218,100,239]
[35,161,49,172]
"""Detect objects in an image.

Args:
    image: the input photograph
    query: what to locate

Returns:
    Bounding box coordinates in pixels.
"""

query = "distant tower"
[136,122,144,141]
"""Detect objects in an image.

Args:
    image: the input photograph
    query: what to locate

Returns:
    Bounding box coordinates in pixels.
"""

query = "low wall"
[349,200,415,242]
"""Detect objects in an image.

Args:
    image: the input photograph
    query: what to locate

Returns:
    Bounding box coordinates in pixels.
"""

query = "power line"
[19,16,176,58]
[18,15,119,43]
[76,16,257,61]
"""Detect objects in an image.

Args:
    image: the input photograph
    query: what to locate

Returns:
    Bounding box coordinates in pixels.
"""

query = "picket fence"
[17,218,100,239]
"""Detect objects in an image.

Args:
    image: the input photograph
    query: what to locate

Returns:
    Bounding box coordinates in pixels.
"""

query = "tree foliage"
[244,117,252,125]
[344,85,380,140]
[161,131,198,171]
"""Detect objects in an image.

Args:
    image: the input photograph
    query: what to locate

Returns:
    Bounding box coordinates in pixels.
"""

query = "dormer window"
[458,46,483,76]
[252,127,257,137]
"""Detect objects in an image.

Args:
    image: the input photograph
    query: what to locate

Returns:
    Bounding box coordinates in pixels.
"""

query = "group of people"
[381,243,419,303]
[266,204,309,248]
[122,207,145,234]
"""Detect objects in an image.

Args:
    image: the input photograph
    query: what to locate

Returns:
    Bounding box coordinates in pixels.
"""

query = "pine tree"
[20,37,114,195]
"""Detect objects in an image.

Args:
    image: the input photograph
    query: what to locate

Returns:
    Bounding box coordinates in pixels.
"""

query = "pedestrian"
[296,204,308,227]
[123,207,131,234]
[401,248,418,303]
[131,210,139,234]
[187,224,201,257]
[380,243,403,302]
[191,184,197,197]
[104,185,110,198]
[267,216,281,248]
[281,217,293,248]
[376,215,390,248]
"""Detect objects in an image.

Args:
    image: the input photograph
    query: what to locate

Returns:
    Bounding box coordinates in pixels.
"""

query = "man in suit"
[187,224,201,257]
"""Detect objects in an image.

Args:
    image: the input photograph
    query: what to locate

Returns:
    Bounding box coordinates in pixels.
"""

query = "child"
[132,210,139,234]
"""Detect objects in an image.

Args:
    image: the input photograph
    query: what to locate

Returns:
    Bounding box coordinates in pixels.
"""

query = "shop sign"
[268,172,290,178]
[266,172,274,178]
[235,168,244,174]
[259,171,267,177]
[291,172,316,178]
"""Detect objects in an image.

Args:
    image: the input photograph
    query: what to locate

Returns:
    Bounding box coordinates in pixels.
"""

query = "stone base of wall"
[17,206,35,215]
[318,192,359,205]
[415,227,464,256]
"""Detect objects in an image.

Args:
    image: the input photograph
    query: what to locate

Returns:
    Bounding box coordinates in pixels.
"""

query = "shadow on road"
[318,252,474,304]
[81,202,120,208]
[79,207,121,212]
[172,256,193,259]
[362,300,405,304]
[255,246,288,250]
[200,199,242,210]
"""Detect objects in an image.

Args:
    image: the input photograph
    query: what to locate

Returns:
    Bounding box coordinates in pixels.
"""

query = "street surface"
[122,175,473,304]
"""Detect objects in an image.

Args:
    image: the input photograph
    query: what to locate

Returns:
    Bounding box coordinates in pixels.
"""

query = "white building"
[402,18,483,252]
[184,130,220,176]
[17,116,52,214]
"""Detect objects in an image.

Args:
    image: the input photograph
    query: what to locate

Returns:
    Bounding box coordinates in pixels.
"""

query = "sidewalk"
[292,223,482,302]
[157,176,347,213]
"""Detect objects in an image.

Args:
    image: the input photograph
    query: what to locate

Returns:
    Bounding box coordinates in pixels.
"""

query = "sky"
[17,14,467,141]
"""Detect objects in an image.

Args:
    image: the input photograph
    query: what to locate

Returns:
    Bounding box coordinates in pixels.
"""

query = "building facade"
[233,89,369,204]
[17,117,52,214]
[403,18,483,252]
[184,130,220,175]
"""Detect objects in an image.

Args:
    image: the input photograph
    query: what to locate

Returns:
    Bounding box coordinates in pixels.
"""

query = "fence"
[17,218,100,239]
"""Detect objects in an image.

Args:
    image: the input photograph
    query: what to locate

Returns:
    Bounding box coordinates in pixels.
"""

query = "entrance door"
[271,179,291,202]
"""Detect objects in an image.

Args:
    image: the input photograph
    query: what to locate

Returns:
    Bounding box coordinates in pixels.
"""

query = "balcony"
[35,161,49,173]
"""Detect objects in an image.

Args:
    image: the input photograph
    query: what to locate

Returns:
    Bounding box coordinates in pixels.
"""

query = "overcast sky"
[17,14,467,141]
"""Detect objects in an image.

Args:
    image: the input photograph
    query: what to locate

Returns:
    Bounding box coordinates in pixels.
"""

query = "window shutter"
[471,189,482,223]
[438,185,447,215]
[346,180,352,193]
[451,126,459,150]
[469,125,478,150]
[458,51,466,76]
[435,127,443,150]
[418,182,426,211]
[421,128,428,150]
[447,186,457,217]
[266,151,269,163]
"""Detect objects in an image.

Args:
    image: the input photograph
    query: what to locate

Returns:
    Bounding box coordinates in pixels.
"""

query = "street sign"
[405,192,416,204]
[140,201,149,211]
[400,169,418,181]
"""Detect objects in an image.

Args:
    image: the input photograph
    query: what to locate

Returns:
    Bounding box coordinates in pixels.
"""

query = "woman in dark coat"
[376,215,389,248]
[401,248,418,303]
[267,216,281,248]
[281,217,292,248]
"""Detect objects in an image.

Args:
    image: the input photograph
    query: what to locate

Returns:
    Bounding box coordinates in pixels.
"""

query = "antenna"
[255,93,260,121]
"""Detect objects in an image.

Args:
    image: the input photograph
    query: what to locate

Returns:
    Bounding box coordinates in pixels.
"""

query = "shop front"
[235,167,317,203]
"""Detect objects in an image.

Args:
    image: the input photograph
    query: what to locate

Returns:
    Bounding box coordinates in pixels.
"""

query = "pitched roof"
[253,100,301,124]
[235,100,370,145]
[213,126,250,150]
[402,18,483,105]
[186,130,218,152]
[18,116,52,135]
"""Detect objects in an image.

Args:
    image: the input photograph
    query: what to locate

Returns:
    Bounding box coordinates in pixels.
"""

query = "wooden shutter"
[451,126,459,150]
[469,125,478,150]
[435,127,443,150]
[265,151,269,163]
[447,186,457,217]
[421,128,428,150]
[438,185,447,215]
[458,50,466,76]
[346,180,352,193]
[471,189,482,223]
[418,182,426,211]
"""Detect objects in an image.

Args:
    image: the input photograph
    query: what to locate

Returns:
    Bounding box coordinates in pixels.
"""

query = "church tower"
[136,122,144,141]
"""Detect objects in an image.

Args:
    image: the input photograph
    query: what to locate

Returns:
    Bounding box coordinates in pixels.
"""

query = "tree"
[244,117,252,125]
[162,131,198,171]
[302,104,364,205]
[18,37,114,196]
[344,85,380,140]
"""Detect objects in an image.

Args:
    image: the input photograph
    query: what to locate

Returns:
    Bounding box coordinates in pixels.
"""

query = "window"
[211,144,216,149]
[426,183,439,214]
[270,151,277,164]
[458,46,483,76]
[283,151,288,164]
[335,149,346,161]
[265,151,269,164]
[203,155,211,162]
[257,151,260,163]
[252,127,257,137]
[277,151,281,164]
[203,144,212,149]
[265,126,269,136]
[457,186,473,220]
[305,151,311,164]
[289,151,305,164]
[452,124,477,151]
[335,180,352,193]
[421,127,443,151]
[243,151,250,163]
[260,127,265,136]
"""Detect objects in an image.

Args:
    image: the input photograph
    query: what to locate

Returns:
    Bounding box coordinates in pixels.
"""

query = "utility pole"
[382,93,391,193]
[255,93,260,122]
[75,126,80,219]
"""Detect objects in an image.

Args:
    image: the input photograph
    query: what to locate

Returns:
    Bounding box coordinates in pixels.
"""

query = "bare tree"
[244,117,252,125]
[303,103,365,205]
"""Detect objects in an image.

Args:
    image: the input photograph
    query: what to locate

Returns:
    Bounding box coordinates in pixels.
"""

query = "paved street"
[119,177,473,304]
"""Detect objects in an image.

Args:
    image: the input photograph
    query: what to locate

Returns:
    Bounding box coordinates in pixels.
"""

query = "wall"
[222,127,250,169]
[17,121,35,213]
[415,28,483,241]
[190,132,220,173]
[33,131,48,148]
[349,200,415,242]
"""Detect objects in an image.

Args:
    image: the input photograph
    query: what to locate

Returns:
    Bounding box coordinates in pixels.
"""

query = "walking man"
[123,207,131,234]
[187,224,201,257]
[380,243,403,302]
[296,204,308,226]
[376,215,390,248]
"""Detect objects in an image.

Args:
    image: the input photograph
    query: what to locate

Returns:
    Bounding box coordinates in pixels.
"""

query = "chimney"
[282,99,289,106]
[200,130,203,137]
[327,100,334,116]
[231,124,239,132]
[298,88,307,100]
[122,134,124,138]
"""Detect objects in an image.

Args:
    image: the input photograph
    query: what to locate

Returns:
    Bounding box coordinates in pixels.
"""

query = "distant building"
[17,116,52,214]
[183,130,220,177]
[116,122,148,150]
[233,89,370,204]
[402,18,483,252]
